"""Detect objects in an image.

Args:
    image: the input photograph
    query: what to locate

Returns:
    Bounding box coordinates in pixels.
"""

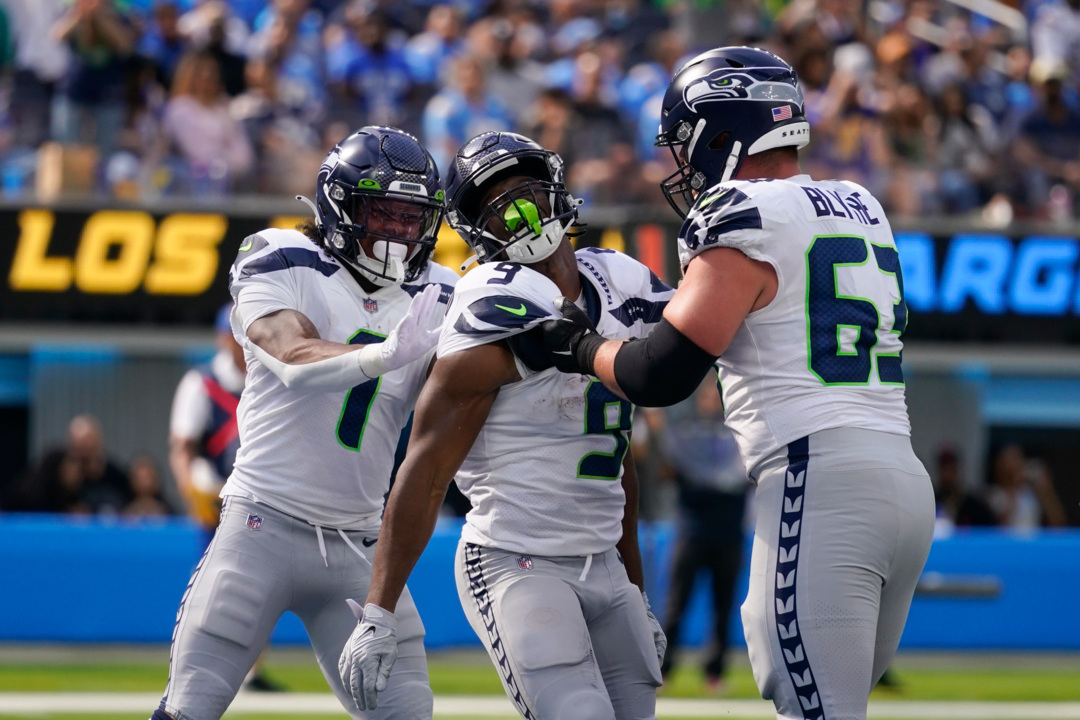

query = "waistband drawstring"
[579,553,593,582]
[338,528,372,566]
[315,525,329,567]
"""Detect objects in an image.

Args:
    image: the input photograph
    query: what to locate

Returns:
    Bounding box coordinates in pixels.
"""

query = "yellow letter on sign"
[145,214,227,295]
[9,209,71,291]
[75,211,155,294]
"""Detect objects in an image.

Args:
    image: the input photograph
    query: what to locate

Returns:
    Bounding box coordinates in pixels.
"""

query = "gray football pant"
[455,541,662,720]
[160,497,431,720]
[741,428,935,720]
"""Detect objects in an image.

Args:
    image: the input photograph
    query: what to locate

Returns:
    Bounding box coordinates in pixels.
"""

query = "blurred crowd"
[0,0,1077,220]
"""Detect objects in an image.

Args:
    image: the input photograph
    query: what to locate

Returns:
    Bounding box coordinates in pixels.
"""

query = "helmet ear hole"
[708,131,732,151]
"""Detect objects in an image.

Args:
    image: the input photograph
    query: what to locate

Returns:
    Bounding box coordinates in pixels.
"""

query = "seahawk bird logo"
[683,67,804,111]
[684,71,757,108]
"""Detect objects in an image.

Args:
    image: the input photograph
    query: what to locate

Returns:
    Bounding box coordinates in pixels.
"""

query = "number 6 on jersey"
[806,234,906,386]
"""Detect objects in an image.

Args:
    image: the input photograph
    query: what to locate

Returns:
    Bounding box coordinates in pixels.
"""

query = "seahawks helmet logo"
[684,67,804,110]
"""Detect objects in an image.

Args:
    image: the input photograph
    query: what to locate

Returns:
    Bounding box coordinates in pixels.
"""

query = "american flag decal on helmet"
[772,105,793,122]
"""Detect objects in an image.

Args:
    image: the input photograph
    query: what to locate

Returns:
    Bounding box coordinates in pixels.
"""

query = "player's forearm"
[592,340,629,400]
[603,320,718,408]
[249,341,388,392]
[365,464,450,613]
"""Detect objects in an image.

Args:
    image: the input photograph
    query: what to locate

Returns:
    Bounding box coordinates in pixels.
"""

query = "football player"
[338,132,671,720]
[150,126,458,720]
[540,47,935,720]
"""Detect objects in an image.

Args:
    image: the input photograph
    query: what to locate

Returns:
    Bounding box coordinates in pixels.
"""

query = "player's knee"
[548,690,615,720]
[373,679,432,720]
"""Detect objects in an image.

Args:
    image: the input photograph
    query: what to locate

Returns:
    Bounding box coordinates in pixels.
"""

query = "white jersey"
[439,250,675,556]
[679,175,911,475]
[226,228,458,528]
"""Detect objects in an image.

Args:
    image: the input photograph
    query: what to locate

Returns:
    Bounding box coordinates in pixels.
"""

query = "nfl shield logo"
[246,514,262,531]
[517,556,533,570]
[363,298,378,313]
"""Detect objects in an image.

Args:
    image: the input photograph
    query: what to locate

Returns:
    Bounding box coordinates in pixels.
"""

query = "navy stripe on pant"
[775,436,824,720]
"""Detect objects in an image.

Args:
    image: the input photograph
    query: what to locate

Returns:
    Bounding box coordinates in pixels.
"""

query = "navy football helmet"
[444,132,580,266]
[656,46,810,217]
[300,126,444,285]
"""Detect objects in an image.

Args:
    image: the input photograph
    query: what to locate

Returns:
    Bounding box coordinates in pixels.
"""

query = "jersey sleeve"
[576,248,675,337]
[677,182,775,272]
[228,229,340,336]
[438,263,561,359]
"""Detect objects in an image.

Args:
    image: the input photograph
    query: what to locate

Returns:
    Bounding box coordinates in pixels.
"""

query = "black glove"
[540,297,607,375]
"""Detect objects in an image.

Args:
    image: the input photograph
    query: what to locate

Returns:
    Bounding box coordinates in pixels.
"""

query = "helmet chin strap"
[295,194,319,219]
[720,140,743,183]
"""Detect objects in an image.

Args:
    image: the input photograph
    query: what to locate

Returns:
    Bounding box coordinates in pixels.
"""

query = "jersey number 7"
[336,329,385,450]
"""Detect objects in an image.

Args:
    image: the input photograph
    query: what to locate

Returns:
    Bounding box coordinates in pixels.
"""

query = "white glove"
[642,591,667,666]
[367,283,444,376]
[339,599,398,711]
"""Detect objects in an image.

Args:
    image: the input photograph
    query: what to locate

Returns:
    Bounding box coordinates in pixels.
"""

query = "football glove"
[642,591,667,667]
[338,599,398,711]
[364,283,444,378]
[540,296,606,375]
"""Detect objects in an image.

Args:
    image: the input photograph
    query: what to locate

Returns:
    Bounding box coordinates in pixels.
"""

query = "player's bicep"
[403,343,517,486]
[245,309,321,362]
[664,247,776,357]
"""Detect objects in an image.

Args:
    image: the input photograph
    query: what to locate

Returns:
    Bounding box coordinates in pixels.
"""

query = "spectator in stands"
[250,0,326,118]
[658,378,749,694]
[179,0,249,58]
[5,0,69,152]
[122,455,174,518]
[523,87,576,168]
[422,53,512,172]
[565,50,638,204]
[800,52,891,207]
[50,0,137,162]
[194,1,247,97]
[404,4,464,88]
[231,59,323,195]
[988,445,1067,530]
[617,29,685,129]
[326,5,411,130]
[1031,0,1080,80]
[482,17,545,125]
[936,83,1000,214]
[24,414,131,515]
[1012,61,1080,217]
[137,0,188,90]
[932,446,996,533]
[162,49,253,194]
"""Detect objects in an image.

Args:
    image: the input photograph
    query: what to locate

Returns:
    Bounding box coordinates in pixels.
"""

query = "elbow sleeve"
[612,319,718,407]
[251,342,382,393]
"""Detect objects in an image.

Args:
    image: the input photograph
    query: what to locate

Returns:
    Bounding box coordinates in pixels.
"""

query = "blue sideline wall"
[0,515,1077,650]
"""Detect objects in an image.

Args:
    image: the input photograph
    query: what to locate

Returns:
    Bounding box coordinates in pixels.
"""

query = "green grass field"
[1,646,1078,720]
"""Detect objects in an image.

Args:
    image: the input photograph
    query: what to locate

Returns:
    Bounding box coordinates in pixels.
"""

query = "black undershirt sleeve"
[612,318,719,407]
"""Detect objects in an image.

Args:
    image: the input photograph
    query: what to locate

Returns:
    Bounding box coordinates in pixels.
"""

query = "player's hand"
[379,284,444,373]
[540,296,605,375]
[338,599,398,711]
[642,591,667,667]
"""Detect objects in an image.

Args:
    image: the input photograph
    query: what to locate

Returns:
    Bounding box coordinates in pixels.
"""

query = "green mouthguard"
[504,199,543,236]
